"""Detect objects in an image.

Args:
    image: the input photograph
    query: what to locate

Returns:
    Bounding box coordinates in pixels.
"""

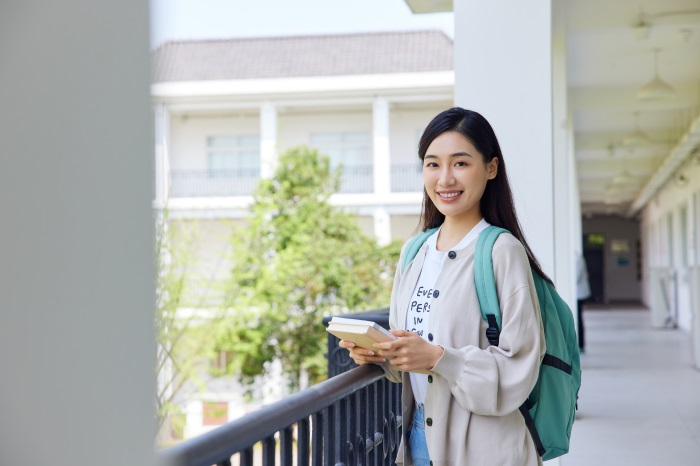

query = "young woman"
[340,108,547,465]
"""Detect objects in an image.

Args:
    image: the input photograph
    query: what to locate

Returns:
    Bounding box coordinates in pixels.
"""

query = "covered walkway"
[564,307,700,465]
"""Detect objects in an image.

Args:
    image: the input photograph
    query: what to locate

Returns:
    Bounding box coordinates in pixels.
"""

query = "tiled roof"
[152,30,453,82]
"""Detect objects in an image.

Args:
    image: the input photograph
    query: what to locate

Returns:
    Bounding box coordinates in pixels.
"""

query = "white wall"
[641,154,700,332]
[0,1,155,465]
[170,219,242,306]
[278,108,371,151]
[390,107,449,164]
[391,214,422,241]
[582,215,642,303]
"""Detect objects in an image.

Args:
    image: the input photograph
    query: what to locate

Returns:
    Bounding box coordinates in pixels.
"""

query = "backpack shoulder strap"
[401,227,439,273]
[474,225,510,345]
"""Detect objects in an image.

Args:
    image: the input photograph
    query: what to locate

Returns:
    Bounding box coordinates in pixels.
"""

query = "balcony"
[337,165,374,194]
[390,163,423,193]
[159,365,401,466]
[171,169,261,198]
[158,310,400,466]
[168,164,424,199]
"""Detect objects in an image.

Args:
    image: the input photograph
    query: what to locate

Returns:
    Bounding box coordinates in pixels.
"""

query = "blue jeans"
[406,403,430,466]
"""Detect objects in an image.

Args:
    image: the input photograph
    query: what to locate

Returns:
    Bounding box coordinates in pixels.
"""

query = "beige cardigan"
[383,233,545,466]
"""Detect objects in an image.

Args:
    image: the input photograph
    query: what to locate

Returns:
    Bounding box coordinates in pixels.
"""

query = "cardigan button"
[428,375,433,383]
[426,417,433,426]
[428,333,433,342]
[433,290,439,298]
[448,250,456,259]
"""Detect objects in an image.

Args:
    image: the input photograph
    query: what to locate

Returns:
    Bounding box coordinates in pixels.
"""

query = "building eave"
[151,71,455,101]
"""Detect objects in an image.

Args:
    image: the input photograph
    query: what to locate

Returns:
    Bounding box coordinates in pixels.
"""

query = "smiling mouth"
[437,191,463,199]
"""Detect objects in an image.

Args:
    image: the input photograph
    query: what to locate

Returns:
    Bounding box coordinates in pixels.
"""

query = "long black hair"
[417,107,552,284]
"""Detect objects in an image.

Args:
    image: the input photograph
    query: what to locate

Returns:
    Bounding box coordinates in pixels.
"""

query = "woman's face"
[422,131,498,223]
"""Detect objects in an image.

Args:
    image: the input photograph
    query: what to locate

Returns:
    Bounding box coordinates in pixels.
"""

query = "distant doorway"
[584,233,605,304]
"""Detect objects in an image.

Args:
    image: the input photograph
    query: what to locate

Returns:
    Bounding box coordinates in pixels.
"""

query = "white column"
[690,266,700,369]
[0,1,154,464]
[184,399,204,439]
[690,193,700,369]
[455,0,556,280]
[260,102,278,179]
[552,1,576,309]
[373,207,392,246]
[373,97,391,195]
[372,97,392,244]
[154,103,171,206]
[566,114,582,333]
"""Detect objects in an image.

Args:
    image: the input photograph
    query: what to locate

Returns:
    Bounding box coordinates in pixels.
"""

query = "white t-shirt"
[406,219,490,404]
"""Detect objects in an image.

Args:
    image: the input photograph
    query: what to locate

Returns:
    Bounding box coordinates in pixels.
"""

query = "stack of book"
[325,316,396,350]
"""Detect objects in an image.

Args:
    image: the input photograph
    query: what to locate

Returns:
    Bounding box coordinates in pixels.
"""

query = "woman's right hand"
[338,340,387,365]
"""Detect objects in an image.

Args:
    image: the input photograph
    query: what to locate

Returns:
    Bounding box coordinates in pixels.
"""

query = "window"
[207,135,260,178]
[310,132,370,168]
[310,132,372,193]
[210,350,233,375]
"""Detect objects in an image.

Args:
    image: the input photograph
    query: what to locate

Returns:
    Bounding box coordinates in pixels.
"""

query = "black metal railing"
[170,169,260,197]
[158,364,402,466]
[390,164,423,193]
[324,309,390,378]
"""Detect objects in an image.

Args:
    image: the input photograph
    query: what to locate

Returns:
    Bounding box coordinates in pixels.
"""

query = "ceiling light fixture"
[612,171,641,185]
[632,18,651,40]
[631,7,652,40]
[636,49,676,101]
[622,112,652,147]
[612,151,644,185]
[678,28,693,43]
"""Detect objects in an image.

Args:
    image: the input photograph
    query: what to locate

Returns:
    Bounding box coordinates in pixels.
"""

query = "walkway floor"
[562,306,700,465]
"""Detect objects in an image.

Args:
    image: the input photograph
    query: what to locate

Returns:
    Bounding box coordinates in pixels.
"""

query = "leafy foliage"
[217,146,401,389]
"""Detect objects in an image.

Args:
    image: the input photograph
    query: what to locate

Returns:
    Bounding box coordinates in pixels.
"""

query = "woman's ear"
[487,157,498,180]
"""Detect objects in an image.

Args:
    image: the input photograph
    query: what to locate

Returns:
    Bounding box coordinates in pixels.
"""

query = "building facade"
[152,31,456,246]
[152,30,456,437]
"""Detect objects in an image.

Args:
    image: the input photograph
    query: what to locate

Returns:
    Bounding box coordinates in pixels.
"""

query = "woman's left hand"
[373,330,444,373]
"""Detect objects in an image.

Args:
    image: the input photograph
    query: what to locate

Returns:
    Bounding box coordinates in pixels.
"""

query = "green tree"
[217,146,401,390]
[155,214,227,445]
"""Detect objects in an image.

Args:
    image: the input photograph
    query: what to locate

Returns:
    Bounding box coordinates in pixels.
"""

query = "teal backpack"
[402,225,581,461]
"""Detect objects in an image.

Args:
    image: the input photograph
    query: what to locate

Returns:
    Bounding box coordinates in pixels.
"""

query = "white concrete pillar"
[373,97,391,196]
[690,267,700,370]
[567,113,582,335]
[690,194,700,369]
[154,103,171,206]
[0,1,154,464]
[260,102,278,179]
[184,399,204,439]
[372,97,392,244]
[552,1,576,308]
[454,0,556,279]
[373,207,392,246]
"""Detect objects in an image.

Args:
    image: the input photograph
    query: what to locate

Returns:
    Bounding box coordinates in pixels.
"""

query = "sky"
[149,0,454,48]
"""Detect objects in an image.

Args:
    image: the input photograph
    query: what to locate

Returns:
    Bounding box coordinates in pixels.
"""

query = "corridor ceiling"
[407,0,700,218]
[569,0,700,217]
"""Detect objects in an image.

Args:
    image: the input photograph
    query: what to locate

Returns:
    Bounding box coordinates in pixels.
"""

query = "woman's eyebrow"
[424,152,474,159]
